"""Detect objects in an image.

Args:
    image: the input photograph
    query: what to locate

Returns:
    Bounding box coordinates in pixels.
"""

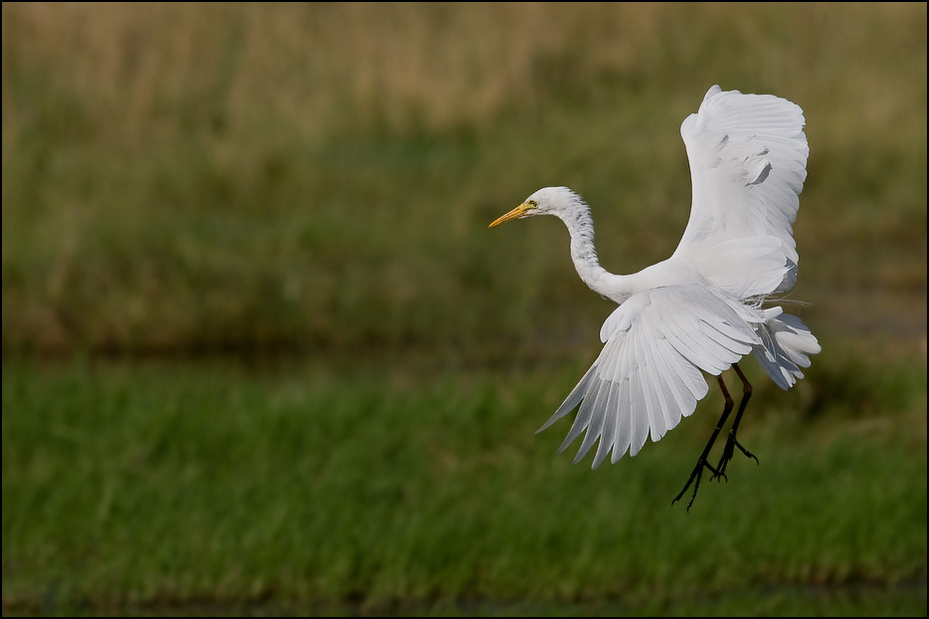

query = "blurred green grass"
[2,355,926,615]
[2,2,926,358]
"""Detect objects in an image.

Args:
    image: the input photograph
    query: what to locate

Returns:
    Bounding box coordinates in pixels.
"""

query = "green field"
[3,355,926,616]
[2,3,927,616]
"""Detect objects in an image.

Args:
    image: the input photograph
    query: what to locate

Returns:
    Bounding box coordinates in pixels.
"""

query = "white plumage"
[489,85,821,489]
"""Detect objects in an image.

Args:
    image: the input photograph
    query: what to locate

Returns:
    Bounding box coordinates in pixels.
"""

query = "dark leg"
[713,363,759,479]
[672,374,734,511]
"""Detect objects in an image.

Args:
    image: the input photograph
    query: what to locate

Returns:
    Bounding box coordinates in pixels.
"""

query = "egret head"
[488,186,586,227]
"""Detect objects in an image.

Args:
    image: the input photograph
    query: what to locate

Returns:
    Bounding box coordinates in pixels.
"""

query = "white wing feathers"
[674,85,809,295]
[537,284,761,468]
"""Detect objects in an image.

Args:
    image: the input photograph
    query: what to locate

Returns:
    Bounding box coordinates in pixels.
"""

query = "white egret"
[489,85,821,509]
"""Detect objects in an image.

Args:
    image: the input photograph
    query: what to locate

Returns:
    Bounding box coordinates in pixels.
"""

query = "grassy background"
[2,2,927,615]
[2,2,925,358]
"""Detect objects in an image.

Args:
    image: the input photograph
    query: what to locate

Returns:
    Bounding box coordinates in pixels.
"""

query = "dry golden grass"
[5,3,922,141]
[4,3,666,140]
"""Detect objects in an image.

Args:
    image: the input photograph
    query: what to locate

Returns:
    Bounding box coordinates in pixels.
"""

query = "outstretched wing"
[672,85,808,296]
[537,284,761,467]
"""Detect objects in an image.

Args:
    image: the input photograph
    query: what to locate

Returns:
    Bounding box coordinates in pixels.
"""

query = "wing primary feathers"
[537,363,596,433]
[592,383,618,468]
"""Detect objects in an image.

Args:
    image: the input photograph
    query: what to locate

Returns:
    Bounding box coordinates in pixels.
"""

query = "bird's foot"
[712,432,759,481]
[672,457,724,512]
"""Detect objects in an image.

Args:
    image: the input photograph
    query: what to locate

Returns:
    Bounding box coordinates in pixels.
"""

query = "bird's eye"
[528,200,537,207]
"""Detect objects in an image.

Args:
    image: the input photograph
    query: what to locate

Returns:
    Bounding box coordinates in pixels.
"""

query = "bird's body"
[489,86,820,507]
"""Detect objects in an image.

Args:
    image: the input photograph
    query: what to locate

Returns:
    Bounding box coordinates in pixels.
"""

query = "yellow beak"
[488,202,534,228]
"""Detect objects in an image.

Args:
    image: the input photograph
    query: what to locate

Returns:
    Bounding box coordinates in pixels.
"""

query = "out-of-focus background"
[2,3,926,616]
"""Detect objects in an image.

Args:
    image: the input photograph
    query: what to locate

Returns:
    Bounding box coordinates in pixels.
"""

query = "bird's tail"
[752,308,821,390]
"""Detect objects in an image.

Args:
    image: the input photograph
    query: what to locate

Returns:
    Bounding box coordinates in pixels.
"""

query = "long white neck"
[555,203,637,304]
